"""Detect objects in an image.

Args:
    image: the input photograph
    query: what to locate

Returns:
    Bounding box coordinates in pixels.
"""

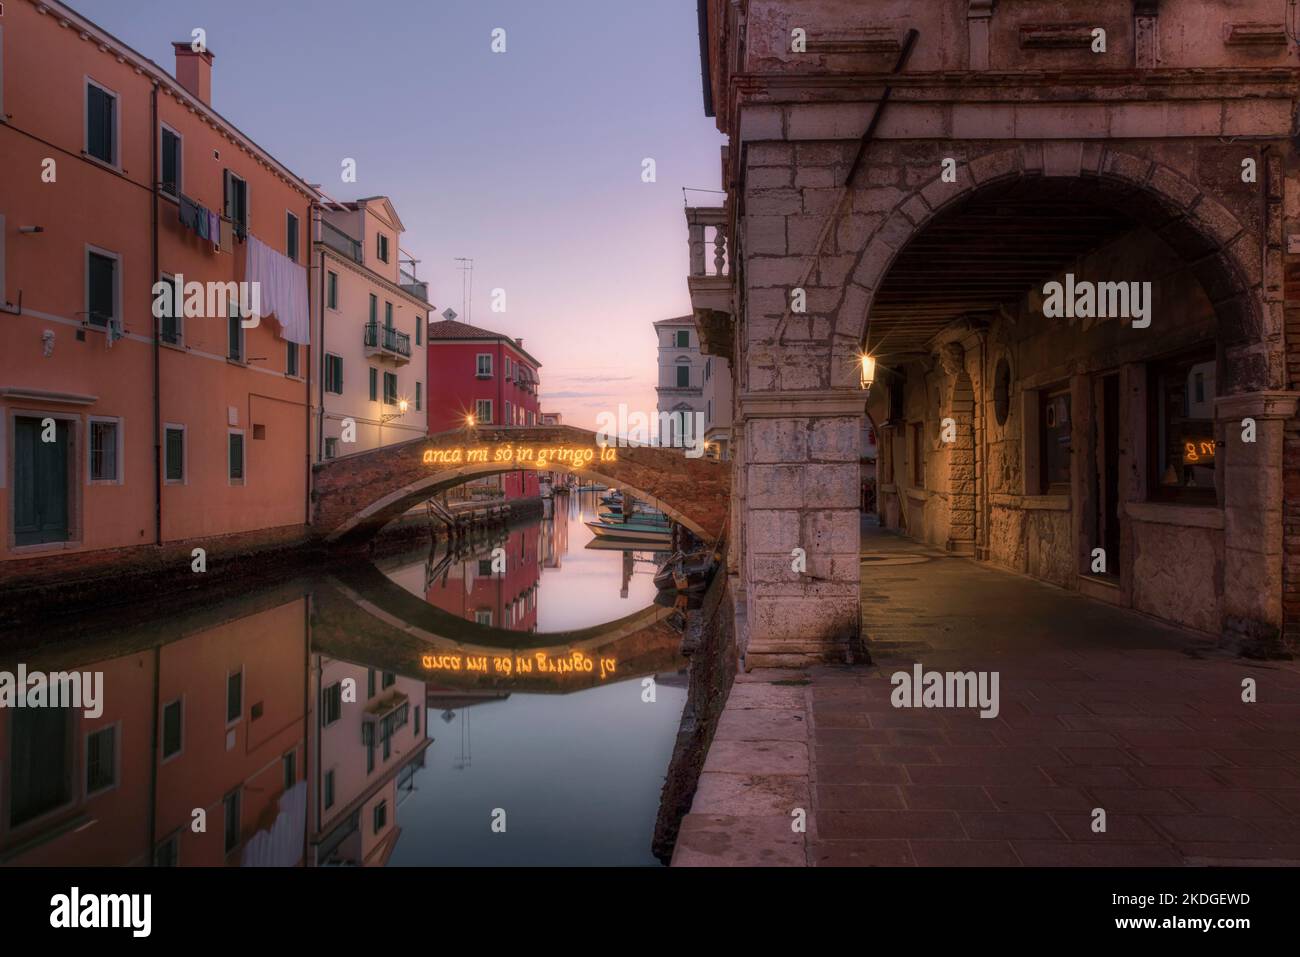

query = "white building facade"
[314,196,429,461]
[653,316,706,448]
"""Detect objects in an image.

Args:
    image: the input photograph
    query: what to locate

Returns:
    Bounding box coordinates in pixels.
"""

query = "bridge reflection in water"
[0,500,688,867]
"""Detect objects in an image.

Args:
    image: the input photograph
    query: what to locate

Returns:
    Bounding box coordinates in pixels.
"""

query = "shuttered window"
[86,82,116,164]
[223,170,248,236]
[228,433,245,483]
[325,354,343,394]
[160,127,181,196]
[165,427,184,482]
[87,251,116,327]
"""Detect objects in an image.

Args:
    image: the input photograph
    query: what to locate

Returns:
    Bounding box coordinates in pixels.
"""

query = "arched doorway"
[849,157,1272,647]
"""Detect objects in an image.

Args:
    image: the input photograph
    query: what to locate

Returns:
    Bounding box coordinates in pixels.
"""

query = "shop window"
[1149,349,1216,502]
[1039,387,1071,493]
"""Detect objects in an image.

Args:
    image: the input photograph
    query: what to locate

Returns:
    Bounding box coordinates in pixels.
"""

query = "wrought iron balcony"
[364,320,411,364]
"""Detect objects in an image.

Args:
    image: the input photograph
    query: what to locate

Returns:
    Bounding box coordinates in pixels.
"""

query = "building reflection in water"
[0,497,686,867]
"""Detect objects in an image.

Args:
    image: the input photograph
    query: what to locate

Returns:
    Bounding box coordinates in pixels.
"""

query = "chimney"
[172,42,214,105]
[515,338,524,349]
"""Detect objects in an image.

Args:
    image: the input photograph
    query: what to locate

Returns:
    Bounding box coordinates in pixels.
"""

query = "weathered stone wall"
[706,0,1299,661]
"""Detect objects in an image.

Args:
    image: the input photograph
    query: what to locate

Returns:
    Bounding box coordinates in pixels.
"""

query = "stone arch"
[327,461,709,543]
[312,425,730,546]
[832,144,1267,389]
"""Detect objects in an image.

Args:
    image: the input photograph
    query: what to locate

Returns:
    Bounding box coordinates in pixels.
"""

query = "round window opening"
[993,358,1012,426]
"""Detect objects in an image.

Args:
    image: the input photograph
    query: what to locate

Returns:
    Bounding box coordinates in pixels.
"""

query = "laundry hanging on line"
[244,233,310,345]
[177,194,222,250]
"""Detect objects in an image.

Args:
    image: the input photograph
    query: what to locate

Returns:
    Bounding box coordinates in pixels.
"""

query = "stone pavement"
[673,524,1300,866]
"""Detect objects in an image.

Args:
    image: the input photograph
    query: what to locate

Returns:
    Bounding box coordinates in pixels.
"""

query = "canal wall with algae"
[651,564,738,864]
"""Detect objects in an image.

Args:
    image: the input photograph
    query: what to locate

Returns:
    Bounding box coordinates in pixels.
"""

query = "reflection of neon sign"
[422,651,619,680]
[422,444,617,467]
[1181,438,1215,464]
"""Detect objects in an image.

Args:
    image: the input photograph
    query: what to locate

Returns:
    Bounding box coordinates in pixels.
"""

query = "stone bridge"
[312,425,731,546]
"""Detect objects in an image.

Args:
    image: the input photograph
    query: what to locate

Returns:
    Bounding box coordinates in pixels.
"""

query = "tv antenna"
[454,257,474,324]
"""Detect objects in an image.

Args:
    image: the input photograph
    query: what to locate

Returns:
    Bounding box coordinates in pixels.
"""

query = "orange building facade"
[0,0,316,583]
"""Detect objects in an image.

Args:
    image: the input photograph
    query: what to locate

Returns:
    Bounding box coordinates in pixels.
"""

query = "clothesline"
[244,234,310,345]
[175,193,309,346]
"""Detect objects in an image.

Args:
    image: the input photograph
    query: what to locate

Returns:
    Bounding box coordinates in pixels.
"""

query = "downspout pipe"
[151,82,162,546]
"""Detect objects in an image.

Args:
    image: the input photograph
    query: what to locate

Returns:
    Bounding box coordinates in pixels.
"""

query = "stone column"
[739,390,864,668]
[1216,391,1299,657]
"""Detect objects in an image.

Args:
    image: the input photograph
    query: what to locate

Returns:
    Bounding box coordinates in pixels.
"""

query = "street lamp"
[859,354,877,392]
[381,398,409,424]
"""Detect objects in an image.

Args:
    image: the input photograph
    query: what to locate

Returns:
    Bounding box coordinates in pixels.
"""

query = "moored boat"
[584,519,672,543]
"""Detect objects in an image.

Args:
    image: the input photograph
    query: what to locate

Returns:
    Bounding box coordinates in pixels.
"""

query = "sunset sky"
[76,0,725,429]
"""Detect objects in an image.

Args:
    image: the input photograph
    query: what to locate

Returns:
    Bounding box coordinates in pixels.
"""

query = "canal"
[0,490,689,867]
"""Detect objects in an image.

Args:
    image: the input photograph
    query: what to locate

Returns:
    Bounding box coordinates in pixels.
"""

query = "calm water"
[0,490,687,867]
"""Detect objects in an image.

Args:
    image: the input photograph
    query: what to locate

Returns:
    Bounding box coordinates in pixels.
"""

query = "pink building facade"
[425,319,543,501]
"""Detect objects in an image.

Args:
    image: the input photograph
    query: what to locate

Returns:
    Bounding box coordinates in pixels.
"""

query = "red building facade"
[425,319,542,500]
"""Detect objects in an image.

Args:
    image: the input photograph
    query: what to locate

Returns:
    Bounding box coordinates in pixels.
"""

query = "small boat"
[600,490,622,506]
[599,509,669,526]
[584,519,672,543]
[653,549,714,593]
[583,538,670,555]
[578,482,609,492]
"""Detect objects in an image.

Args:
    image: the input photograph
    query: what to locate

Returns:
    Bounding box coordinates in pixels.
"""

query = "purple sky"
[74,0,725,429]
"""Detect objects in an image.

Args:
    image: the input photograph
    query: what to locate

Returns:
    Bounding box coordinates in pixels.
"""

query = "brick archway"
[312,425,730,545]
[832,145,1266,392]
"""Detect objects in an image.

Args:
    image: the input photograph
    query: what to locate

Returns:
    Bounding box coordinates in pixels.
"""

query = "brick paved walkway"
[675,524,1300,866]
